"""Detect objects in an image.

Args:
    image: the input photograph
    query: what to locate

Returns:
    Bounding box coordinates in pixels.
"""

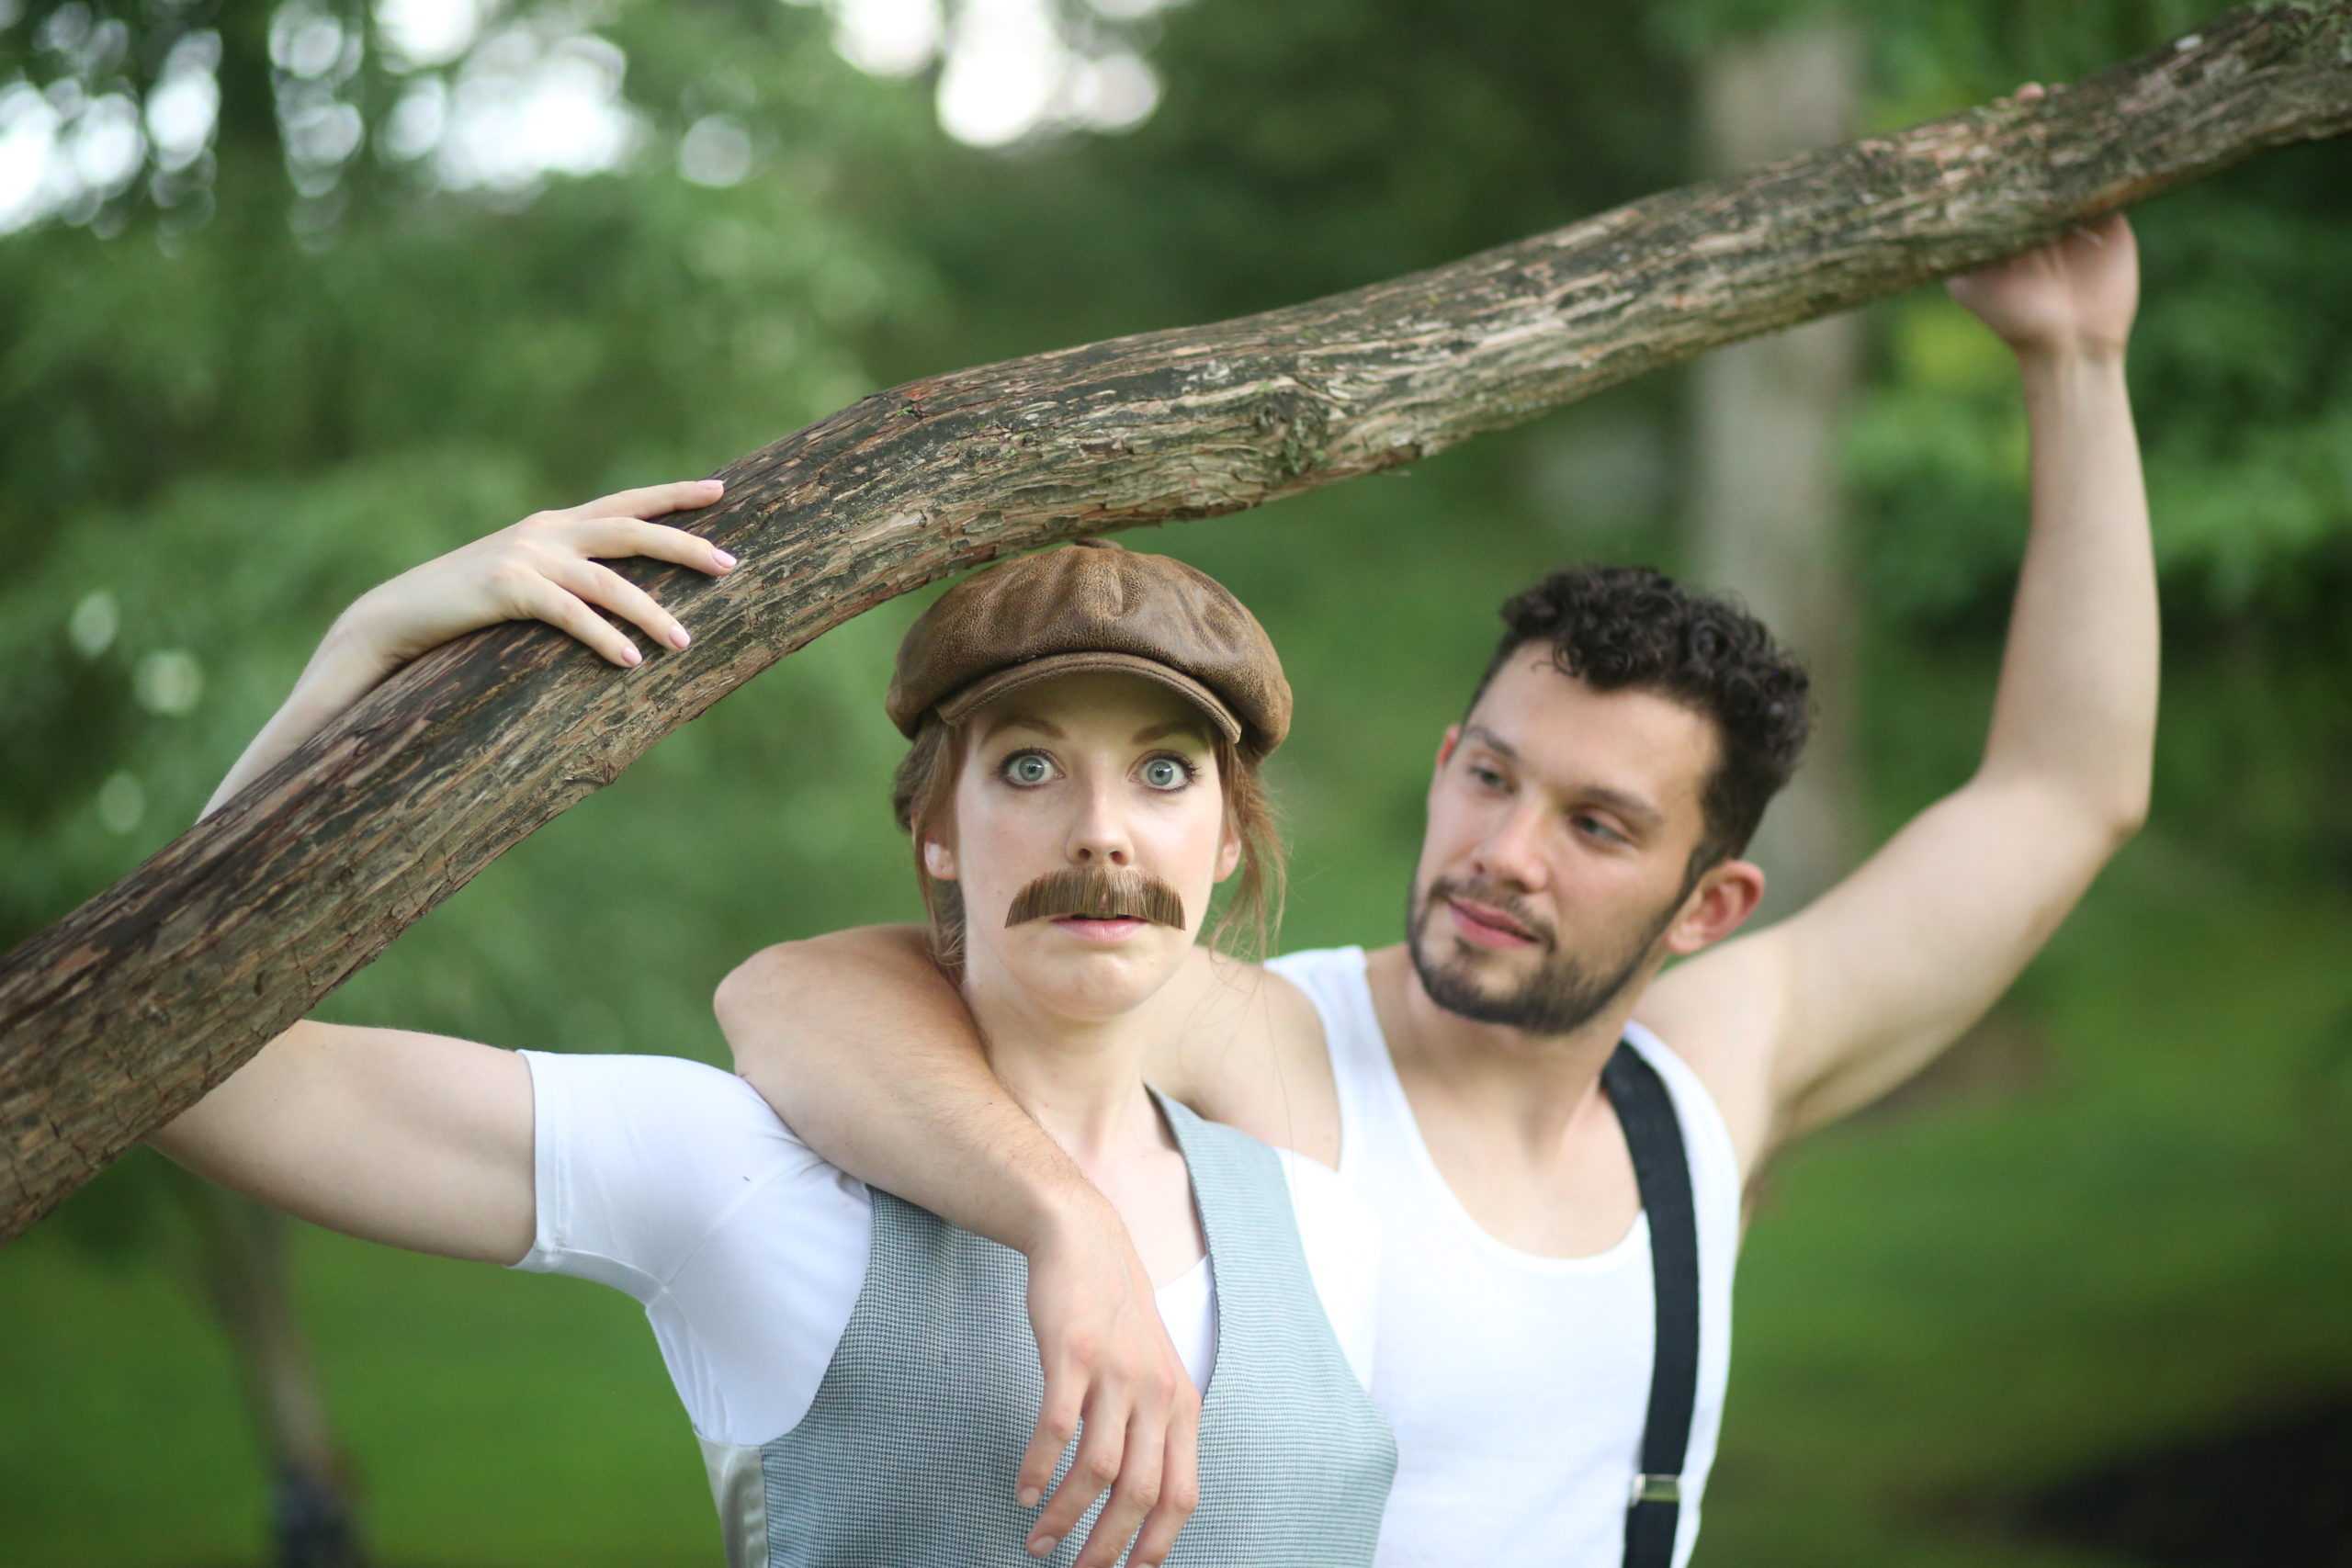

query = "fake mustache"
[1005,865,1187,931]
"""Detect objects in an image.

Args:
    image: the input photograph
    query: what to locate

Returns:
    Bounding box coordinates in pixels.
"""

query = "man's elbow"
[2106,792,2151,852]
[2095,764,2154,852]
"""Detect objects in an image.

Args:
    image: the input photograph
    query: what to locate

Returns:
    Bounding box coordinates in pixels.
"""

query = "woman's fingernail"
[622,645,642,666]
[713,549,737,570]
[670,626,691,649]
[1018,1487,1040,1508]
[1028,1538,1056,1557]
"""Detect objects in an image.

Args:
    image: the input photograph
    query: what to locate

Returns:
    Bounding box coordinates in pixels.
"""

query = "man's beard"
[1406,874,1680,1037]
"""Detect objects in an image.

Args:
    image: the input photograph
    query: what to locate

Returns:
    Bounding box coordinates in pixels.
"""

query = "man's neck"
[1364,942,1645,1156]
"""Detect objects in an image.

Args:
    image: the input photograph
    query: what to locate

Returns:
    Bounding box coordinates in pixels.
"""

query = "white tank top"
[1267,946,1742,1568]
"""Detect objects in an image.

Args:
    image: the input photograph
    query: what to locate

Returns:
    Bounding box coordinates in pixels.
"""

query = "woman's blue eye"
[1005,753,1053,785]
[1141,756,1190,790]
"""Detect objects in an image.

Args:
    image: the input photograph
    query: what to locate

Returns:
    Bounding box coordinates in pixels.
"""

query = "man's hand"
[1946,84,2138,363]
[1021,1190,1201,1568]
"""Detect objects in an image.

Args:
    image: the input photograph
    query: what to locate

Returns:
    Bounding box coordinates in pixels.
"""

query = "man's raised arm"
[715,931,1203,1558]
[1651,213,2157,1171]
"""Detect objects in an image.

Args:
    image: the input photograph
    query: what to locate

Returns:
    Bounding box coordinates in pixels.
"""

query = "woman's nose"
[1068,788,1135,867]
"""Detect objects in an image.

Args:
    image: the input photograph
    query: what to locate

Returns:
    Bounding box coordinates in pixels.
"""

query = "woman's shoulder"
[522,1050,821,1154]
[515,1049,868,1281]
[1156,1093,1370,1243]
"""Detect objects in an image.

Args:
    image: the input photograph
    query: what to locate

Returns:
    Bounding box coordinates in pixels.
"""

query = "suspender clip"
[1630,1472,1681,1506]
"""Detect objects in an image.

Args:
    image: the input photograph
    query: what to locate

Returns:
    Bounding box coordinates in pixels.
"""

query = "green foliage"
[1849,140,2352,871]
[2,0,2346,1562]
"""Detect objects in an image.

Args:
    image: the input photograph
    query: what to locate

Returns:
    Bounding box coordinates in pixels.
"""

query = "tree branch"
[5,2,2346,1239]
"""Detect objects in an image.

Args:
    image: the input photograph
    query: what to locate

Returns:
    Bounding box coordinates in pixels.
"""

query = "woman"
[152,483,1396,1568]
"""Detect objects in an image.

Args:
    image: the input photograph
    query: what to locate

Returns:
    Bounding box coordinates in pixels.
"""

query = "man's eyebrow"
[1581,785,1666,831]
[1463,724,1520,761]
[1133,719,1213,745]
[1464,724,1665,829]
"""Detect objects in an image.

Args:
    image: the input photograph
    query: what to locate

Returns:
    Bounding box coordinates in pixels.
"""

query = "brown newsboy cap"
[887,540,1292,755]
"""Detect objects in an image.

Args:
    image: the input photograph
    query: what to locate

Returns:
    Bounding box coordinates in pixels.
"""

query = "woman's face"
[929,670,1239,1021]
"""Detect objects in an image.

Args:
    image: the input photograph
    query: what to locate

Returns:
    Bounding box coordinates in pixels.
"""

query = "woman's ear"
[922,839,957,881]
[1215,817,1242,882]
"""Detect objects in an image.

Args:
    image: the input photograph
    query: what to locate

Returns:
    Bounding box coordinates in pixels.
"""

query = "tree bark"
[4,3,2348,1239]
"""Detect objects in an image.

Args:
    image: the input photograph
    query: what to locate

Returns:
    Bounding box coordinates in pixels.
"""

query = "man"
[715,216,2153,1564]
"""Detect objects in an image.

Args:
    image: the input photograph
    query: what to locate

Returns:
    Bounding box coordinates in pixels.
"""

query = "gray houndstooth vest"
[703,1090,1396,1566]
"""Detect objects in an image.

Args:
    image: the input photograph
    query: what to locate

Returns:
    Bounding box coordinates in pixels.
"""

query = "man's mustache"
[1006,865,1187,931]
[1425,875,1555,949]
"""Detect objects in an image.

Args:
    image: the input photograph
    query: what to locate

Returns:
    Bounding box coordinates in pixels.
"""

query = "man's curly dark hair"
[1465,565,1813,877]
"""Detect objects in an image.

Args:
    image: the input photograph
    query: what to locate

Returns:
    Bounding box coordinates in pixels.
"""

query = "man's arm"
[714,932,1326,1566]
[1649,216,2155,1174]
[715,926,1102,1251]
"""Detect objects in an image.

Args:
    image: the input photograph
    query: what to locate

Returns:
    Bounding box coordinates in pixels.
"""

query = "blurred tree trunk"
[155,18,368,1567]
[1688,21,1865,915]
[175,1179,367,1568]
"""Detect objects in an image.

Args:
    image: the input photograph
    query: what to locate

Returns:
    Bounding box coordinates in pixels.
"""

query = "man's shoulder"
[1631,930,1795,1179]
[1156,949,1342,1162]
[1171,948,1321,1042]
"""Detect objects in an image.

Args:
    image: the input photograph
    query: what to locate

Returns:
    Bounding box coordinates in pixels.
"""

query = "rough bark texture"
[5,3,2349,1239]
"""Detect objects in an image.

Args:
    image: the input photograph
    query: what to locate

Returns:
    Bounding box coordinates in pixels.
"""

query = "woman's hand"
[334,478,736,675]
[202,479,734,820]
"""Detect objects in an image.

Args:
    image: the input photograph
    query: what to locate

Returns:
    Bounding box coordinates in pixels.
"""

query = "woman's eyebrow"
[1131,718,1213,745]
[982,712,1064,742]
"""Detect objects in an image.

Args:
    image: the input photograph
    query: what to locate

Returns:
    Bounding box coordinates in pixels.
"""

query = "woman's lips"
[1051,916,1148,945]
[1446,897,1537,950]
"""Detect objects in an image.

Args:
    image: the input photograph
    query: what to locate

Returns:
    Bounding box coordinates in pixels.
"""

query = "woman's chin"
[1000,929,1189,1020]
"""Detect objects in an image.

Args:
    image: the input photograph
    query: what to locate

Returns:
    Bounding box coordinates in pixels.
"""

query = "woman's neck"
[961,971,1166,1170]
[960,959,1208,1289]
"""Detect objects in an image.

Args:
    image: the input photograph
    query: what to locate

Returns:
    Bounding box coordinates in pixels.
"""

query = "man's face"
[1407,652,1719,1037]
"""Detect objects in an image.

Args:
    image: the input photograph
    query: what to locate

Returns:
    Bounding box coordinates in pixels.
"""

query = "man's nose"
[1473,804,1547,890]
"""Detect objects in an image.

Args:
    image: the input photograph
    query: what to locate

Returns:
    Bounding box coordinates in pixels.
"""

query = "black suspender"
[1601,1040,1702,1568]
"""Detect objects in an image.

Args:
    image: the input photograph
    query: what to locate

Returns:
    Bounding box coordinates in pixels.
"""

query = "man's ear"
[922,838,957,881]
[1665,858,1766,958]
[1434,724,1462,775]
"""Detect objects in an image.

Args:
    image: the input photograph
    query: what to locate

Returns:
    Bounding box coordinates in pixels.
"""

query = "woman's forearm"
[200,610,398,820]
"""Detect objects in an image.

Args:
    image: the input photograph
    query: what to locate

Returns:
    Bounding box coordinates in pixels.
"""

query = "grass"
[1701,837,2352,1563]
[3,829,2344,1565]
